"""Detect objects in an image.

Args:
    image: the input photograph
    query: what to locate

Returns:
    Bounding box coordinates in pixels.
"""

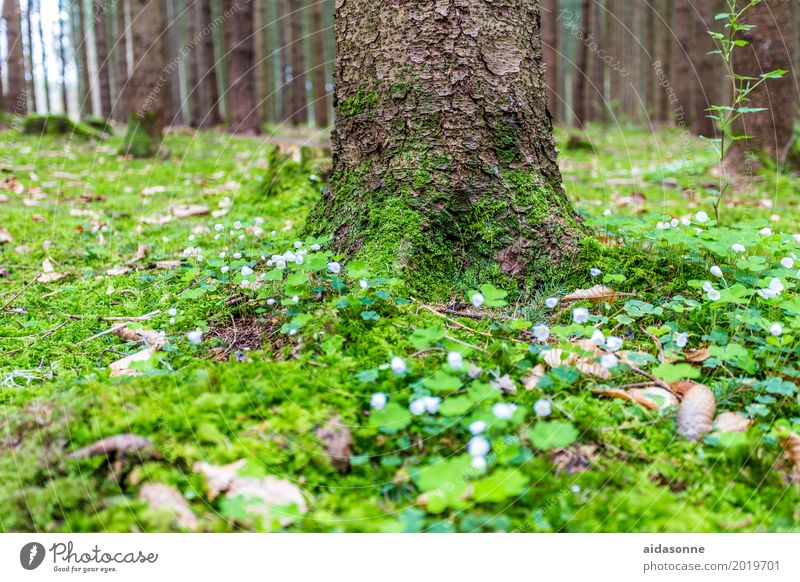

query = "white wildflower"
[241,265,253,277]
[590,329,605,346]
[710,265,723,278]
[187,329,203,345]
[544,297,559,309]
[533,399,552,417]
[590,267,602,277]
[732,243,746,253]
[695,211,709,223]
[533,324,550,342]
[572,307,589,324]
[471,292,485,308]
[409,399,426,416]
[770,323,783,337]
[781,257,794,269]
[492,402,517,420]
[600,353,618,368]
[469,420,488,435]
[467,436,491,458]
[675,332,688,348]
[605,335,623,351]
[327,261,342,274]
[370,392,387,410]
[447,351,464,370]
[390,356,407,375]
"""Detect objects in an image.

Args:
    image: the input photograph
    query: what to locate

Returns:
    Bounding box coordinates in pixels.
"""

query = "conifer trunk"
[308,0,586,297]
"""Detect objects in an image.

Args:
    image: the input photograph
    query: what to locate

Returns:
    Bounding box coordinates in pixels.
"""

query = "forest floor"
[1,122,799,532]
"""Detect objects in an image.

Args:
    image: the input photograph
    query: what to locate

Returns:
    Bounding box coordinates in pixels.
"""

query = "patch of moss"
[338,90,379,117]
[120,112,161,158]
[83,116,113,135]
[21,114,99,139]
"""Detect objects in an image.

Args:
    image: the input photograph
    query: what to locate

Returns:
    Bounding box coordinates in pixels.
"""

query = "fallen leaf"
[629,387,679,410]
[713,412,751,433]
[67,433,155,459]
[141,185,168,196]
[542,339,610,379]
[106,266,130,276]
[562,285,621,302]
[171,204,209,218]
[36,258,67,283]
[779,430,800,476]
[684,348,711,363]
[152,260,181,270]
[112,326,169,349]
[0,227,12,243]
[125,244,149,266]
[549,444,597,474]
[677,384,716,441]
[522,363,547,390]
[315,415,353,473]
[138,483,197,530]
[193,460,308,525]
[109,346,157,377]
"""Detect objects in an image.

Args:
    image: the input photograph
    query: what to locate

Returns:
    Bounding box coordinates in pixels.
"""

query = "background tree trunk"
[223,0,259,133]
[672,0,693,128]
[729,0,798,166]
[587,0,604,123]
[36,0,51,113]
[112,0,129,121]
[197,0,221,126]
[25,0,38,112]
[310,0,329,127]
[278,0,290,123]
[185,0,200,127]
[308,0,585,297]
[93,0,113,118]
[286,0,308,125]
[74,0,92,117]
[541,0,560,123]
[3,0,27,115]
[655,0,673,123]
[58,0,70,113]
[121,0,166,157]
[691,0,720,137]
[606,0,623,119]
[572,0,591,126]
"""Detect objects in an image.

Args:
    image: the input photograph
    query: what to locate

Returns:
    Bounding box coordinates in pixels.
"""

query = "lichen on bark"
[307,0,589,299]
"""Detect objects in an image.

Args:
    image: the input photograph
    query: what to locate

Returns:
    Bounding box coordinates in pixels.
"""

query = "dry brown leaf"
[141,185,168,196]
[67,433,154,459]
[171,204,209,218]
[629,387,679,410]
[106,266,130,276]
[677,384,716,441]
[36,258,67,283]
[684,348,711,363]
[542,340,610,379]
[0,227,12,243]
[109,346,157,377]
[562,285,620,302]
[713,412,751,433]
[550,444,598,474]
[193,460,308,525]
[522,363,547,390]
[112,326,169,349]
[152,260,181,270]
[315,415,353,474]
[670,379,702,397]
[779,431,800,476]
[125,244,149,266]
[138,483,197,530]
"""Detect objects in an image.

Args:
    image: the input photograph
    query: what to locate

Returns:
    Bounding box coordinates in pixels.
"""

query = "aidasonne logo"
[20,542,158,573]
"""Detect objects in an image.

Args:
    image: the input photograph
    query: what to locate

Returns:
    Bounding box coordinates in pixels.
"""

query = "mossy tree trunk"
[120,0,166,157]
[308,0,586,298]
[3,0,27,115]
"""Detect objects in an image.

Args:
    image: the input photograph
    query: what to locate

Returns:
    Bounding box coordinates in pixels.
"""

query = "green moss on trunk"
[120,112,162,158]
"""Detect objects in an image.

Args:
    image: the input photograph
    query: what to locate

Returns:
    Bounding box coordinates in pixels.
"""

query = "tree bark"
[307,0,586,297]
[74,0,92,117]
[3,0,27,115]
[691,0,720,137]
[197,0,222,126]
[25,0,38,112]
[185,0,200,126]
[278,0,290,122]
[728,0,798,166]
[655,0,673,123]
[540,0,560,123]
[112,0,129,121]
[120,0,166,157]
[93,0,113,118]
[310,0,329,127]
[58,0,70,113]
[606,0,624,118]
[222,0,259,132]
[572,0,591,126]
[285,0,308,125]
[587,0,604,123]
[35,0,51,112]
[672,0,693,128]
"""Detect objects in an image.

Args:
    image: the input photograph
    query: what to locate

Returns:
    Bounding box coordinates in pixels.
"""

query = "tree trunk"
[278,0,290,122]
[112,0,129,121]
[74,0,92,117]
[285,0,308,125]
[253,0,266,127]
[655,0,673,123]
[307,0,586,297]
[93,0,113,118]
[58,0,70,113]
[3,0,27,115]
[606,0,623,118]
[691,0,719,137]
[310,0,329,127]
[36,0,51,112]
[223,0,259,132]
[25,0,38,112]
[587,0,604,123]
[161,0,179,125]
[672,0,693,128]
[728,0,797,166]
[540,0,559,123]
[572,0,591,126]
[263,0,280,124]
[120,0,166,157]
[197,0,221,126]
[185,0,200,127]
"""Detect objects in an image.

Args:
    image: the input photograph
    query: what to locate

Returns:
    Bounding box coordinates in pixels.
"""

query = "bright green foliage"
[0,125,799,534]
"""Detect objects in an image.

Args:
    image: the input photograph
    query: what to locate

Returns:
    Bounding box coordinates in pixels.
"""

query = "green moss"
[120,112,161,158]
[492,119,523,164]
[21,114,99,139]
[83,115,113,135]
[338,90,380,117]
